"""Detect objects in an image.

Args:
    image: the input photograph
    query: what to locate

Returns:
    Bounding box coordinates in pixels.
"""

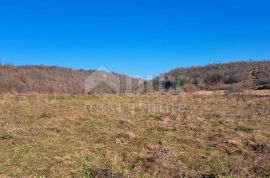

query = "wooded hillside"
[0,61,269,94]
[154,61,270,91]
[0,65,142,94]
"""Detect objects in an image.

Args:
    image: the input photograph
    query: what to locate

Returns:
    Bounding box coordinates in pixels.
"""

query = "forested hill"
[0,61,270,94]
[0,65,142,94]
[154,61,270,91]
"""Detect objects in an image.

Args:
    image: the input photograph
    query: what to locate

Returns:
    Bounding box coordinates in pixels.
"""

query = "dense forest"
[0,61,269,94]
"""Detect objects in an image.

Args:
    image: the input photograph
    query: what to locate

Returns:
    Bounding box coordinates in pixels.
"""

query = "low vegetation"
[0,91,269,177]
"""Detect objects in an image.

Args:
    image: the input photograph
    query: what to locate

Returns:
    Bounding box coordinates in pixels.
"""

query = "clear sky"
[0,0,269,78]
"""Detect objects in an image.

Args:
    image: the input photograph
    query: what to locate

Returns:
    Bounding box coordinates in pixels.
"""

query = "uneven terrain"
[1,61,270,94]
[0,91,270,177]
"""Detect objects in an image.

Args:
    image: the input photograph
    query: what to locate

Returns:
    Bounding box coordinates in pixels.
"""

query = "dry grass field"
[0,91,270,178]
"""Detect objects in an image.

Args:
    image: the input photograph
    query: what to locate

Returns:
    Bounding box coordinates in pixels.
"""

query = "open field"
[0,92,270,178]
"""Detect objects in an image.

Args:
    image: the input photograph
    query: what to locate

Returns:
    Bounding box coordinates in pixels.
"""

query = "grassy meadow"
[0,91,270,177]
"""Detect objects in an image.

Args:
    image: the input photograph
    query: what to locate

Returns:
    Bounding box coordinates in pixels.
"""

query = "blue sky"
[0,0,270,77]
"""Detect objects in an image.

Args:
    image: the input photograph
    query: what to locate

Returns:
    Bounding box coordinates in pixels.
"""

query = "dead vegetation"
[0,65,142,94]
[154,61,270,91]
[0,92,270,177]
[1,61,270,95]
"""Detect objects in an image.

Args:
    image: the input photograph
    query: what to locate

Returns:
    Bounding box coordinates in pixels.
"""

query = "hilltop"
[0,65,143,94]
[154,61,270,92]
[0,61,270,94]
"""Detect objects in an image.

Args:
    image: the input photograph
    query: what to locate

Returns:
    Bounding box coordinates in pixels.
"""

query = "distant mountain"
[153,61,270,92]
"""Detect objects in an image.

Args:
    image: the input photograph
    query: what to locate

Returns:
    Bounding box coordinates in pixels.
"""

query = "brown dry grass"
[0,92,270,177]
